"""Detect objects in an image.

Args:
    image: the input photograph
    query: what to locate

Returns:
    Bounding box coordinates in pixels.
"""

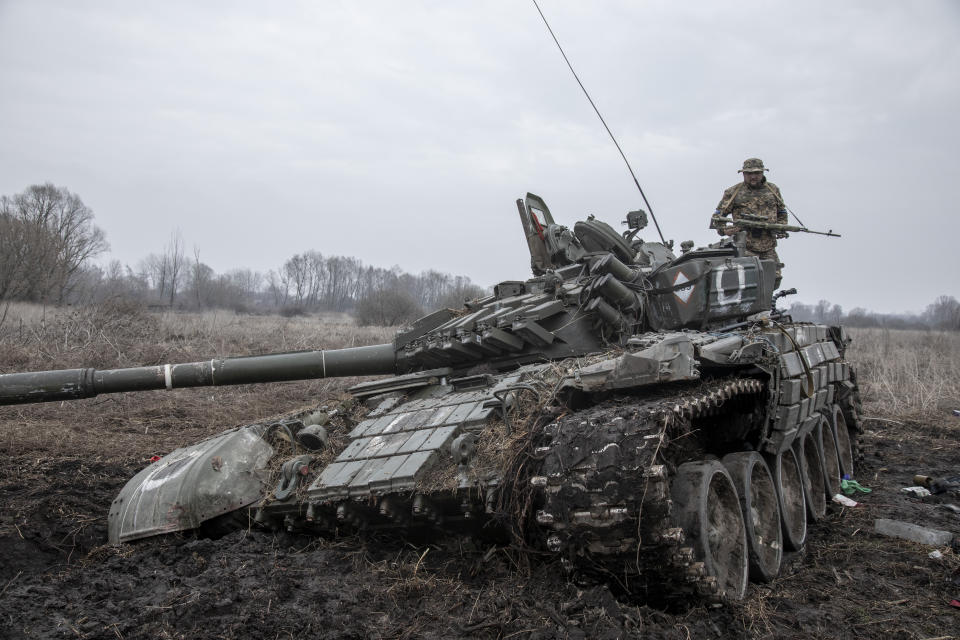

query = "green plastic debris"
[841,478,872,495]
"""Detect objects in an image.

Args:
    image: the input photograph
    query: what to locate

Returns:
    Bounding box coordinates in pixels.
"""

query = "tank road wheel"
[765,448,807,551]
[671,461,748,601]
[722,452,782,583]
[816,414,842,499]
[828,404,855,479]
[794,428,826,522]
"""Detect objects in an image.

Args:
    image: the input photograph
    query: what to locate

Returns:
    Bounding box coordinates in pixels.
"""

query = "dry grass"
[0,302,393,459]
[0,302,391,370]
[846,327,960,416]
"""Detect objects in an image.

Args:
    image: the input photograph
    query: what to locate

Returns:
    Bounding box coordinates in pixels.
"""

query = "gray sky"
[1,0,957,313]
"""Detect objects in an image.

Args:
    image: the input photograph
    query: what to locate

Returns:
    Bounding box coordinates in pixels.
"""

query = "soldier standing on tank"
[711,157,788,287]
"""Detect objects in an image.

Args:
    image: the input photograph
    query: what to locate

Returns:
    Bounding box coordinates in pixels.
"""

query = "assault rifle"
[711,213,841,237]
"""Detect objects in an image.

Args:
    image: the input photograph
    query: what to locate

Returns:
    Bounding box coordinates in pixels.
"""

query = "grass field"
[0,303,957,639]
[848,327,960,415]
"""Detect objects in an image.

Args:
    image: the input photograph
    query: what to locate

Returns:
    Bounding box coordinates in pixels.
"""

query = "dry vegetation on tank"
[1,303,958,639]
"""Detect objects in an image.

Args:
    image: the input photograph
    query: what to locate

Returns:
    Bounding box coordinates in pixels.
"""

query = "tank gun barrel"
[0,343,397,406]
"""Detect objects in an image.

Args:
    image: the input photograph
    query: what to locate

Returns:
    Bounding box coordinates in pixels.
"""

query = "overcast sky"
[1,1,957,313]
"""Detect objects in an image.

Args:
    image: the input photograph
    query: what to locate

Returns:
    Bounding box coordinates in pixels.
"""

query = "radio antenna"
[531,0,666,244]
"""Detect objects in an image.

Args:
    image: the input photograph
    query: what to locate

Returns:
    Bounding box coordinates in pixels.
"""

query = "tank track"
[531,376,765,602]
[837,366,865,468]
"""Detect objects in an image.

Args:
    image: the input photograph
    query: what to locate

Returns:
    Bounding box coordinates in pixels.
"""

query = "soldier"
[711,157,788,287]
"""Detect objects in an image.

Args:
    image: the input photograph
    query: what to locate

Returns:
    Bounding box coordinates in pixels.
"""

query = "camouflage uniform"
[711,158,788,286]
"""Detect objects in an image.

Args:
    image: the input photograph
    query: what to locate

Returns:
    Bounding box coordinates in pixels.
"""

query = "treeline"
[787,296,960,331]
[1,184,486,325]
[5,184,956,331]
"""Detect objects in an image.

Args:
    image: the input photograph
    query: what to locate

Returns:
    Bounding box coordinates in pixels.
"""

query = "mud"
[1,401,958,639]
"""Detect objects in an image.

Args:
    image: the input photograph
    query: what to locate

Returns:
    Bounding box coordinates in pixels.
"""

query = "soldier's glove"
[776,231,789,239]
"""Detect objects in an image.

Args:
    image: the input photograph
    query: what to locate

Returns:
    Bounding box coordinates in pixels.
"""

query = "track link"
[530,377,764,601]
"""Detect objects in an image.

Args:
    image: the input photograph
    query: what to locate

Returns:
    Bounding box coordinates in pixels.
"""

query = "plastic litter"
[832,494,858,507]
[841,478,872,495]
[952,409,960,417]
[929,550,943,559]
[901,486,931,498]
[874,519,954,546]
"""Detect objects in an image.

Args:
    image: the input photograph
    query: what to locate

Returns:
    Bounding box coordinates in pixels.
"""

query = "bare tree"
[165,231,185,308]
[225,268,263,302]
[0,203,33,302]
[814,299,831,324]
[829,304,843,325]
[138,253,169,303]
[283,253,310,308]
[0,184,108,304]
[190,246,212,309]
[266,270,289,308]
[925,295,960,330]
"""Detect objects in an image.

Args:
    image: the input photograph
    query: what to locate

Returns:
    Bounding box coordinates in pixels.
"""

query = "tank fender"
[108,424,273,543]
[697,335,765,365]
[562,333,700,392]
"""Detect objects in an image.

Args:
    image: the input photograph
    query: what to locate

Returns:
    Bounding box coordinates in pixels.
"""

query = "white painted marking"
[673,271,694,304]
[715,263,746,306]
[164,364,172,390]
[139,452,198,492]
[122,451,198,531]
[383,413,408,433]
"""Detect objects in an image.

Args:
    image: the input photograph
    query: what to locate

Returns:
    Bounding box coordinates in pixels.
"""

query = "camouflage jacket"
[712,179,788,252]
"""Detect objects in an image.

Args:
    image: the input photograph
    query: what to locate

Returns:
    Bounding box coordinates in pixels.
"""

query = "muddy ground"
[1,384,958,640]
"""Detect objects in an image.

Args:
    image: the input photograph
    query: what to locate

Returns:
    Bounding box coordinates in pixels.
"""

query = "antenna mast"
[531,0,667,244]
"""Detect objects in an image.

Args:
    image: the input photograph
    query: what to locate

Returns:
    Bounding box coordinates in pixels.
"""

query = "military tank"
[0,193,861,603]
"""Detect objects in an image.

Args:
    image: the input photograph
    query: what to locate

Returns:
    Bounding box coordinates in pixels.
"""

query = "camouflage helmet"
[738,157,769,173]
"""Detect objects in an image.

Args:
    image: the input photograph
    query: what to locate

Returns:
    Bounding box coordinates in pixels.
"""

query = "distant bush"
[354,289,424,327]
[279,306,308,318]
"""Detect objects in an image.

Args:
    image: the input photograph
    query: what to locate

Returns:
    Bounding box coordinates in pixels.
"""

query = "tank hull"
[106,322,861,602]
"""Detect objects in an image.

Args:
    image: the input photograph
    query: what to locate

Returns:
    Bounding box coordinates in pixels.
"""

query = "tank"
[0,193,863,603]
